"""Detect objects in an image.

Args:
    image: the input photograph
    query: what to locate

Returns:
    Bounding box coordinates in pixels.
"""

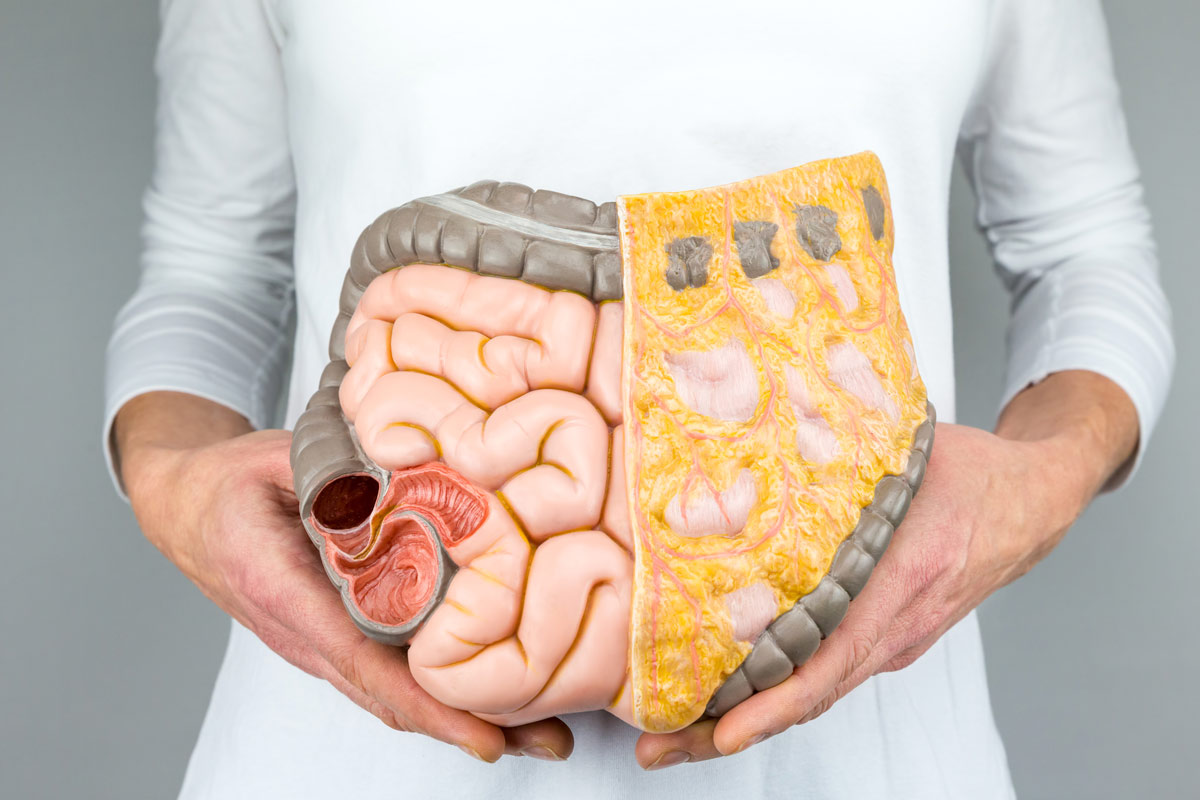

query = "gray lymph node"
[794,204,842,262]
[664,236,714,290]
[662,183,887,290]
[733,220,781,279]
[862,185,886,241]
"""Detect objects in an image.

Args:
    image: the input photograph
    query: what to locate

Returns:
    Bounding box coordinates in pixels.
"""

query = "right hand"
[117,394,574,763]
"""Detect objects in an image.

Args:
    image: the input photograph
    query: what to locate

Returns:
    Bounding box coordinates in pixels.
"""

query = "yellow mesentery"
[617,151,930,732]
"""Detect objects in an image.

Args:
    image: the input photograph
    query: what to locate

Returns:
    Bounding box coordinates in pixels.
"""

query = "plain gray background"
[1,2,1195,798]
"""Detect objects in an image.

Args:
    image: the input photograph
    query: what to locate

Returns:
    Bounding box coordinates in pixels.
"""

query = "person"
[104,1,1174,797]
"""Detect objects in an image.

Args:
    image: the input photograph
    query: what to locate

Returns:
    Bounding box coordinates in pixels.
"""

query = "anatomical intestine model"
[290,152,934,734]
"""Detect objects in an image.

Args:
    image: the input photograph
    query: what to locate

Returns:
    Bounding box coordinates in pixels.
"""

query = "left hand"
[637,372,1136,769]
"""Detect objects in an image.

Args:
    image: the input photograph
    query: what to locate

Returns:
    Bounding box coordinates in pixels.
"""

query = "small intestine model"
[290,152,935,734]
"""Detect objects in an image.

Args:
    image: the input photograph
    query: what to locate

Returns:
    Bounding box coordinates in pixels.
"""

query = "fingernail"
[736,732,770,753]
[519,745,565,761]
[458,745,487,762]
[646,750,691,770]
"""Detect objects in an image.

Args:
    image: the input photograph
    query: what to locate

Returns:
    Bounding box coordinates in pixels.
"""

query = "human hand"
[636,372,1137,768]
[117,393,573,763]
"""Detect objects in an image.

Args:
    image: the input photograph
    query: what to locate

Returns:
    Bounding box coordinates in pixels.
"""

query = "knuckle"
[906,615,941,648]
[946,535,971,576]
[903,546,955,594]
[927,542,958,579]
[833,631,875,685]
[344,640,373,691]
[325,640,367,693]
[884,648,923,673]
[802,695,836,724]
[849,633,874,674]
[891,600,939,648]
[367,700,402,731]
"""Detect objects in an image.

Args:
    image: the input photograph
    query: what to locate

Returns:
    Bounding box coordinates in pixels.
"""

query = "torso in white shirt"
[182,1,1015,797]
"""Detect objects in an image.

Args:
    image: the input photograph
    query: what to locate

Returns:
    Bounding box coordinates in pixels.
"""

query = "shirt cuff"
[103,285,292,502]
[1000,257,1174,492]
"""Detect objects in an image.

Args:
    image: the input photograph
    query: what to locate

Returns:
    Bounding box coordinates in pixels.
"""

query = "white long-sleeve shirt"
[103,1,1174,798]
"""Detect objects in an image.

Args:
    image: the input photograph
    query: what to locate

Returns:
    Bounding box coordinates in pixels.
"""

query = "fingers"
[795,599,952,727]
[321,612,574,762]
[707,629,863,755]
[316,657,408,730]
[338,638,509,761]
[635,718,721,770]
[268,557,568,763]
[259,542,510,759]
[501,717,575,761]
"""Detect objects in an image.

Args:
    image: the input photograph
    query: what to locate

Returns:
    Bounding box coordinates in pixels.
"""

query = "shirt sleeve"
[956,0,1175,490]
[102,0,296,501]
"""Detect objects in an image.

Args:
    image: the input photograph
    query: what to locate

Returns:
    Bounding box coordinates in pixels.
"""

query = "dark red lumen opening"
[312,463,490,628]
[311,473,380,531]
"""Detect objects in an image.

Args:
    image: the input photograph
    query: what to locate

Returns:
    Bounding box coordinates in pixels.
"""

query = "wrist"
[122,442,189,516]
[1020,436,1096,532]
[114,393,253,581]
[995,370,1139,507]
[114,391,253,501]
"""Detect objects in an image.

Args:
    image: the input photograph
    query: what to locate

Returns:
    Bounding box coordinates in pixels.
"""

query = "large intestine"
[299,153,929,734]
